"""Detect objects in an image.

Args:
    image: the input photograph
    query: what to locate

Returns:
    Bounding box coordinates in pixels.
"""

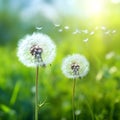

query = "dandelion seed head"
[17,32,56,67]
[72,29,81,34]
[61,54,89,79]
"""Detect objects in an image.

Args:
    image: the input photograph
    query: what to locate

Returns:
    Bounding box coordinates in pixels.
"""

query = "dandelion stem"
[35,66,39,120]
[72,78,76,120]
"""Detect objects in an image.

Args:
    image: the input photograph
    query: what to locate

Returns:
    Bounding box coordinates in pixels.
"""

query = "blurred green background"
[0,0,120,120]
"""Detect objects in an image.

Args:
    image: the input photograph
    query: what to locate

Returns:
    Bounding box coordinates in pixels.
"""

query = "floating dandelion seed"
[105,30,110,35]
[101,26,106,30]
[36,26,43,30]
[83,38,89,43]
[90,31,95,35]
[61,54,89,79]
[112,30,116,34]
[64,26,70,30]
[72,29,81,34]
[82,29,89,34]
[54,24,60,27]
[17,32,56,67]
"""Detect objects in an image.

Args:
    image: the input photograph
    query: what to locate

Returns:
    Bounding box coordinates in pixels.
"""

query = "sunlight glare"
[85,0,104,16]
[111,0,120,3]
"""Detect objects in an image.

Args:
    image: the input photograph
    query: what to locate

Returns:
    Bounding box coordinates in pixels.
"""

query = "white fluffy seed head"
[17,32,56,67]
[61,54,89,79]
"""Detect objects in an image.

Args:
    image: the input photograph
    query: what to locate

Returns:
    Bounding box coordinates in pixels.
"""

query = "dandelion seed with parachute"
[36,26,43,30]
[83,38,89,43]
[90,31,95,35]
[72,29,81,35]
[64,26,70,30]
[112,30,116,34]
[82,29,89,34]
[54,24,60,27]
[17,32,56,120]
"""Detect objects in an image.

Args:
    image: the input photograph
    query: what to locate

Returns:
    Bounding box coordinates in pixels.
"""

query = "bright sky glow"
[85,0,104,16]
[111,0,120,3]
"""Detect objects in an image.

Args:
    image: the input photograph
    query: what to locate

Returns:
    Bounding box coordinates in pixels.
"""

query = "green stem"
[35,66,39,120]
[85,99,94,120]
[72,79,76,120]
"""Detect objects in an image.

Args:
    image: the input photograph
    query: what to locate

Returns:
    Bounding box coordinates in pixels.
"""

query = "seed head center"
[30,45,43,57]
[71,63,80,75]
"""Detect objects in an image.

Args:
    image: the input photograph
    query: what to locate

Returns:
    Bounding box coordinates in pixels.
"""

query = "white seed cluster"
[61,54,89,79]
[30,45,43,57]
[17,32,56,67]
[71,63,80,76]
[30,45,45,66]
